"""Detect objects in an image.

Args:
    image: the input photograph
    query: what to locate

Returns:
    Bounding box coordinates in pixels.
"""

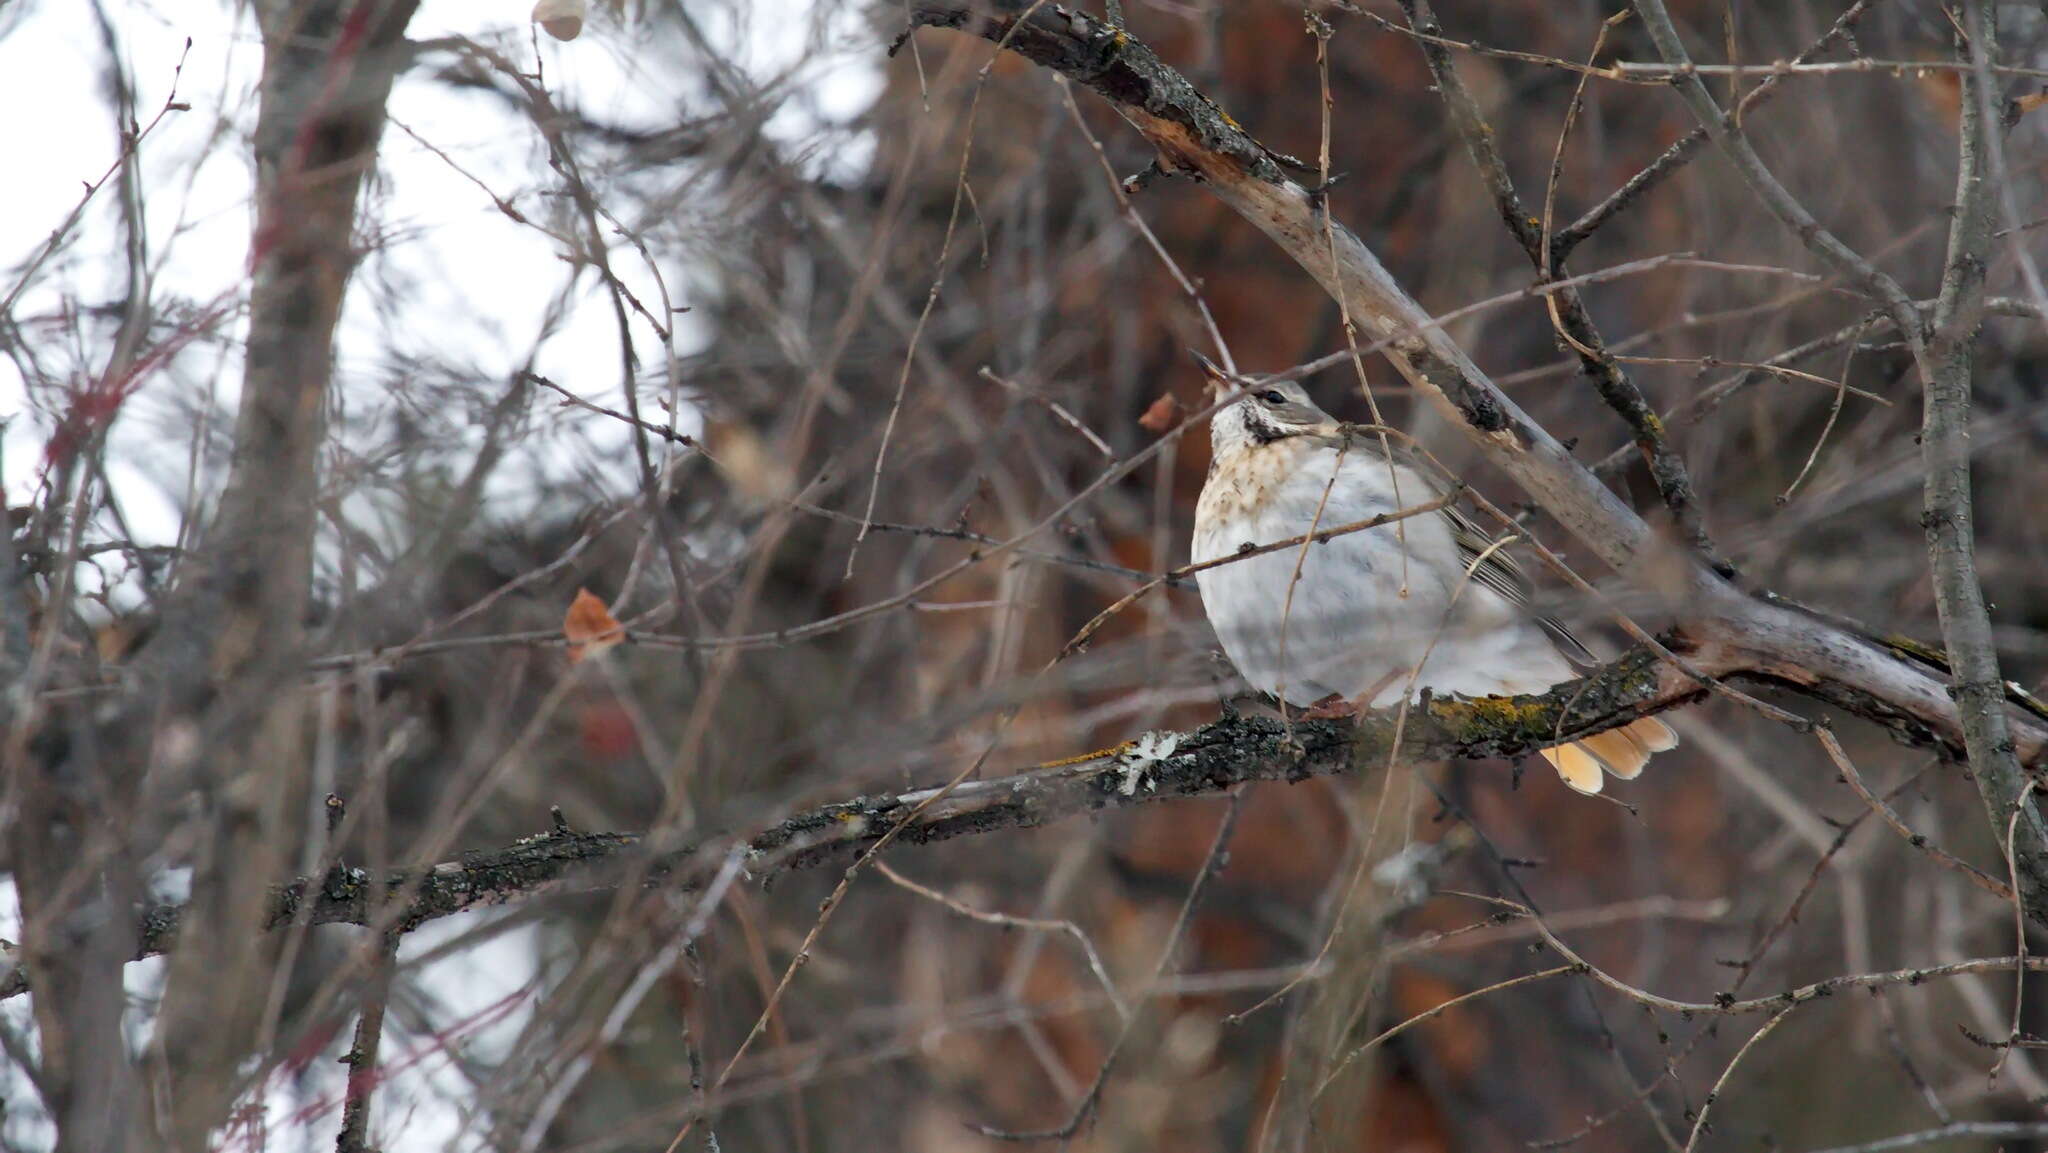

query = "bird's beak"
[1189,349,1233,401]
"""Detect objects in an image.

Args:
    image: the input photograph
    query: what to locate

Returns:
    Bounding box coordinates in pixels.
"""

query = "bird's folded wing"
[1442,500,1600,668]
[1319,425,1599,668]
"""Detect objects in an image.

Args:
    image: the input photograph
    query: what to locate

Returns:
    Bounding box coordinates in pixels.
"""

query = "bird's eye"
[1258,389,1287,405]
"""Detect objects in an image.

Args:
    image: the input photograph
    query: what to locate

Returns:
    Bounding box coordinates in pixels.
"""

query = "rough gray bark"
[133,1,424,1146]
[5,635,2046,1004]
[1629,0,2048,937]
[901,0,2048,917]
[1920,0,2048,942]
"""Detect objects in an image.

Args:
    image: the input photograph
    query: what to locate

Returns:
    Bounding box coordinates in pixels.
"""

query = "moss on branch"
[0,648,1701,1001]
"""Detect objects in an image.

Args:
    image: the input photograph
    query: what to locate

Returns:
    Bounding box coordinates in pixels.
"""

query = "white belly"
[1192,450,1572,707]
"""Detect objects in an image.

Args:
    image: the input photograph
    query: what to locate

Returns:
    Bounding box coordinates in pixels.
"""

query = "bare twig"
[1798,1121,2048,1153]
[849,0,1054,576]
[974,791,1243,1141]
[1631,0,2048,923]
[525,372,699,447]
[874,860,1127,1021]
[1311,965,1578,1099]
[335,932,400,1153]
[0,42,192,320]
[1683,1009,1792,1152]
[1816,727,2011,900]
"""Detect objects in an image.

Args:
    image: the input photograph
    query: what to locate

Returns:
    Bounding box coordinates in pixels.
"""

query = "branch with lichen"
[0,649,1685,1004]
[897,0,2048,922]
[10,628,2048,1004]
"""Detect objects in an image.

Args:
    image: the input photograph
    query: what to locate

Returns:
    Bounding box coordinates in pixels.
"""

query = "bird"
[1190,370,1675,794]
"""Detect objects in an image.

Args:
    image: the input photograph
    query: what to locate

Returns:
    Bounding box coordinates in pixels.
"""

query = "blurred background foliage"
[11,0,2048,1149]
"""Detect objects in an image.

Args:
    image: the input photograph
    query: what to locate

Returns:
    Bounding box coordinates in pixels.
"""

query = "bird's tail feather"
[1537,717,1678,794]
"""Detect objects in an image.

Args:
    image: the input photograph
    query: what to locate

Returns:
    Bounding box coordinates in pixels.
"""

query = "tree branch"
[10,631,2048,1003]
[1630,0,2048,937]
[0,649,1700,1003]
[1923,0,2048,939]
[902,0,1667,584]
[898,0,2048,921]
[1396,0,1727,574]
[136,4,424,1143]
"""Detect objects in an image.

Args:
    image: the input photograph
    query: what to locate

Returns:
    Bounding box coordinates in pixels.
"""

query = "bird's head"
[1195,355,1338,456]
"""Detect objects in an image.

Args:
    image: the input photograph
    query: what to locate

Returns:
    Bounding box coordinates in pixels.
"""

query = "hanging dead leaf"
[532,0,585,41]
[563,587,623,662]
[1138,392,1183,433]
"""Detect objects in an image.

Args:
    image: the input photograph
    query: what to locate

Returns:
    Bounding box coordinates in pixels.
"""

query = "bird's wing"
[1441,501,1600,668]
[1322,424,1599,667]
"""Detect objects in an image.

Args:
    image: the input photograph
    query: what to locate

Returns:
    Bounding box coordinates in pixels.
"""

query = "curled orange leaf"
[1138,392,1183,433]
[563,588,624,662]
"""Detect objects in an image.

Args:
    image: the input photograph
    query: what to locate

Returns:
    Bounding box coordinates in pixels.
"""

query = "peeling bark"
[901,0,2048,921]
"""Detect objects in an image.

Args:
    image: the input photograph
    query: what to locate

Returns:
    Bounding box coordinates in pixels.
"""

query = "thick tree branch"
[1927,0,2046,923]
[1396,0,1727,573]
[1631,0,2048,942]
[903,0,1666,585]
[130,3,424,1145]
[8,633,2048,1003]
[0,651,1698,1003]
[900,0,2048,920]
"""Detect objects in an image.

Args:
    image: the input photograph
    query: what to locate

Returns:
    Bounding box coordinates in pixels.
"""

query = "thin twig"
[1816,727,2011,900]
[1310,14,1411,595]
[0,43,192,320]
[1798,1121,2048,1153]
[335,931,400,1153]
[1312,965,1578,1099]
[978,367,1114,459]
[873,859,1128,1021]
[526,372,698,446]
[974,791,1244,1141]
[849,0,1055,576]
[1683,1009,1791,1152]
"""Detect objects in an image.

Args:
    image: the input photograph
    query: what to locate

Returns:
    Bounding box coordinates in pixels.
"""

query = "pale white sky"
[0,0,880,597]
[0,0,881,1146]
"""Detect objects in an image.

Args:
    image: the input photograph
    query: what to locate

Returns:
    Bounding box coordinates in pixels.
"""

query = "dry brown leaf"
[1137,392,1183,433]
[563,587,623,662]
[532,0,585,41]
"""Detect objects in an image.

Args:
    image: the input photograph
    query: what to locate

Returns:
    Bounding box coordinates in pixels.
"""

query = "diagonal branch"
[903,0,1666,583]
[1395,0,1727,573]
[9,630,2048,1005]
[1630,0,2048,945]
[901,0,2048,920]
